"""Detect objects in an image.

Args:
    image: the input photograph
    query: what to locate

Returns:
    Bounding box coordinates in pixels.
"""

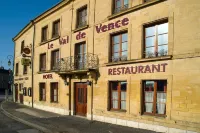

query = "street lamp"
[7,55,14,101]
[8,60,11,66]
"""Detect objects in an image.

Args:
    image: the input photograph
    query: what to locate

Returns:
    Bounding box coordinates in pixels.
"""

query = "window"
[23,87,27,96]
[21,41,24,54]
[23,65,28,75]
[113,0,129,14]
[28,87,32,97]
[39,83,46,101]
[142,80,167,116]
[144,21,168,58]
[52,20,60,38]
[15,63,19,76]
[75,43,86,70]
[109,81,127,110]
[51,50,59,70]
[40,53,46,71]
[50,83,58,102]
[19,84,23,91]
[41,26,48,42]
[111,32,128,62]
[77,6,87,28]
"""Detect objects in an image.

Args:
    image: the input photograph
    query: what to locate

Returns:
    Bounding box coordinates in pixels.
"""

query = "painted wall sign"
[48,43,53,49]
[21,58,31,66]
[108,63,168,75]
[96,18,129,33]
[15,77,29,81]
[59,36,69,45]
[43,74,53,79]
[76,32,86,40]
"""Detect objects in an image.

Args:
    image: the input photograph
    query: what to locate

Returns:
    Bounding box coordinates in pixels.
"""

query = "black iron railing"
[55,53,98,72]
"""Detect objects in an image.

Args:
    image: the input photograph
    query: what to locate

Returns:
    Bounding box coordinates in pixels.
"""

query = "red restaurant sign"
[108,63,168,75]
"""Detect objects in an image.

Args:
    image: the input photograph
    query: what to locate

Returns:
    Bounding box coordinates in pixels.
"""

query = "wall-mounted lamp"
[86,80,92,86]
[64,80,69,86]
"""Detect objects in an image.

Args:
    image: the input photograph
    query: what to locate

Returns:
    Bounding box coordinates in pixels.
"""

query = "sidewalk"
[0,101,158,133]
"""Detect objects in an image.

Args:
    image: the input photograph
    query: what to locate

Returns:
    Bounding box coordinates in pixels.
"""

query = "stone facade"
[13,0,200,132]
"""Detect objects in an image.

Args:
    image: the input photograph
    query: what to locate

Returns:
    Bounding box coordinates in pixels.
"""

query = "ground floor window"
[109,81,127,111]
[39,83,46,101]
[142,80,167,116]
[50,82,58,103]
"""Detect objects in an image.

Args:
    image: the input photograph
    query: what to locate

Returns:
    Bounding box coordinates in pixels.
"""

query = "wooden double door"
[75,83,87,116]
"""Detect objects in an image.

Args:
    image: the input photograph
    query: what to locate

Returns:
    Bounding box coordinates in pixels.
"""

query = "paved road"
[0,96,42,133]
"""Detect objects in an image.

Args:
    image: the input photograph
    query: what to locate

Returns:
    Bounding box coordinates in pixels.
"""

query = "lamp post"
[7,55,14,101]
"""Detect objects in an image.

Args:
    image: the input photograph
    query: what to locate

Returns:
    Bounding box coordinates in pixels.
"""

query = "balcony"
[55,53,99,74]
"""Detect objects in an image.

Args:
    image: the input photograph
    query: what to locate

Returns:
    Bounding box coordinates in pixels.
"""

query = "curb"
[0,100,59,133]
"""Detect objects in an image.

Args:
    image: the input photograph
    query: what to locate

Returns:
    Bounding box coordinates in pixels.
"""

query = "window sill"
[108,0,166,20]
[108,109,127,113]
[105,55,172,66]
[51,101,58,104]
[142,113,167,118]
[39,100,46,102]
[73,25,89,33]
[37,70,51,74]
[40,36,60,45]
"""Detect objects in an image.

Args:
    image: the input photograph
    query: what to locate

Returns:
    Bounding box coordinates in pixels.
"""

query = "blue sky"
[0,0,60,69]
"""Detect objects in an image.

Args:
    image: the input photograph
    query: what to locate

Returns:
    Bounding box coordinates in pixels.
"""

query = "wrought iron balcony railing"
[55,53,98,72]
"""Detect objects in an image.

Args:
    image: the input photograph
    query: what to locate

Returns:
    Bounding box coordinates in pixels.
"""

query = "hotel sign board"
[21,58,31,66]
[108,63,168,75]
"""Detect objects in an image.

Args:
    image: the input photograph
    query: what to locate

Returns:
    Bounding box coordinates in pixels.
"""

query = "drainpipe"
[68,75,72,115]
[68,1,74,115]
[91,0,97,121]
[13,42,16,102]
[31,20,36,108]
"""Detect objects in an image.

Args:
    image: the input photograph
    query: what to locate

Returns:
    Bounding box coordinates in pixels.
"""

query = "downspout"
[69,1,74,115]
[91,0,97,121]
[13,42,16,102]
[31,20,36,108]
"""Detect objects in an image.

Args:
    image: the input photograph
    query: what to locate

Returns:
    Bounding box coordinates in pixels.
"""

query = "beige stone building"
[13,0,200,132]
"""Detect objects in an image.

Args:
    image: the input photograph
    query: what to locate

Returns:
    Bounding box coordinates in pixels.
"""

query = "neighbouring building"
[12,0,200,132]
[0,67,10,94]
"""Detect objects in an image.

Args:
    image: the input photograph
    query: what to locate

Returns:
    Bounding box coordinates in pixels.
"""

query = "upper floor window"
[23,65,28,75]
[109,81,127,111]
[51,50,59,70]
[110,32,128,62]
[40,53,46,71]
[142,80,167,116]
[41,26,48,42]
[21,41,25,54]
[15,63,19,76]
[113,0,129,14]
[144,21,168,58]
[52,20,60,38]
[77,6,87,28]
